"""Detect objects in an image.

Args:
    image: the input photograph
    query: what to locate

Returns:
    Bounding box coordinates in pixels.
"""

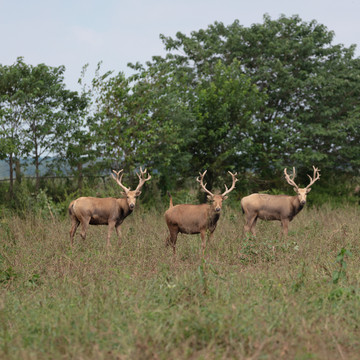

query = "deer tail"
[167,192,173,208]
[68,200,75,215]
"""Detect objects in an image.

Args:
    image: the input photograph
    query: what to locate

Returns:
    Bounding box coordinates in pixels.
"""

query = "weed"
[332,247,352,284]
[0,206,359,359]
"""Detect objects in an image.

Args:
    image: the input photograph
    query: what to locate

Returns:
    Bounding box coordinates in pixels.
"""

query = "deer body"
[69,197,133,245]
[165,202,221,234]
[165,171,237,255]
[241,166,320,237]
[69,168,151,247]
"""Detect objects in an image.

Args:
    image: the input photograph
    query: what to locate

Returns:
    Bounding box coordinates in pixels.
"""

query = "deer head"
[112,167,151,210]
[197,170,238,212]
[284,166,320,205]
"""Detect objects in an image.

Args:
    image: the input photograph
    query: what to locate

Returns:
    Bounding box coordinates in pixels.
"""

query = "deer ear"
[293,187,298,193]
[306,188,311,193]
[135,190,142,196]
[222,195,228,200]
[207,195,213,201]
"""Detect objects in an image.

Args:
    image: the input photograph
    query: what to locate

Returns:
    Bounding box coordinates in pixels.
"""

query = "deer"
[241,166,320,237]
[164,170,238,256]
[69,167,151,247]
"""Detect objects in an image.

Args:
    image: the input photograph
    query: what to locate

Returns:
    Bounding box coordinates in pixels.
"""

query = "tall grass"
[0,204,359,359]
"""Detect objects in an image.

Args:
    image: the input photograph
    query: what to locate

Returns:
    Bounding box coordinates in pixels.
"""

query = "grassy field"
[0,204,359,359]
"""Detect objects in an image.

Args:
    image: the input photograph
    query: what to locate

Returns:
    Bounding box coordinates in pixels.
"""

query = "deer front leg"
[115,225,122,246]
[200,229,207,257]
[208,230,214,244]
[107,221,116,247]
[280,218,289,238]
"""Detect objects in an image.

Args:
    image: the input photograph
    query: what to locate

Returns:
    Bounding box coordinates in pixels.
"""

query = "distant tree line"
[1,15,359,207]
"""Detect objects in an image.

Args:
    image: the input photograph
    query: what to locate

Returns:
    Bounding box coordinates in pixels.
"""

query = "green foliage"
[158,14,360,179]
[1,15,360,208]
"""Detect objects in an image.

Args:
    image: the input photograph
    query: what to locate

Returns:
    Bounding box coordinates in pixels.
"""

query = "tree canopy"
[1,15,359,204]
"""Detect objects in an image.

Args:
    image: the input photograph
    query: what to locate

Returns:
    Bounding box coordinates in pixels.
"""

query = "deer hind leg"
[69,217,80,246]
[80,217,90,241]
[250,217,258,236]
[244,214,257,236]
[167,227,178,256]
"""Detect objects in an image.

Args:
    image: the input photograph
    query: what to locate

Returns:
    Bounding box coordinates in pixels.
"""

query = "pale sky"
[1,0,359,91]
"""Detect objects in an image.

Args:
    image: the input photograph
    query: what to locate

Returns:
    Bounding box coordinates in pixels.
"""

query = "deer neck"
[117,198,133,218]
[292,196,305,216]
[207,205,221,226]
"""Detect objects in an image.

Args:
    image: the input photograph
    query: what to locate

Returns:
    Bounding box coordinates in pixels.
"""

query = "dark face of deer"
[294,187,311,206]
[208,194,228,212]
[124,190,141,210]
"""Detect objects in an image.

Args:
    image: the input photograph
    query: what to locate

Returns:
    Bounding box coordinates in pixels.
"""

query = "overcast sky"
[1,0,359,91]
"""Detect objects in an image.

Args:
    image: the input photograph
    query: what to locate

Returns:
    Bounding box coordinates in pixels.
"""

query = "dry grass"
[0,204,360,359]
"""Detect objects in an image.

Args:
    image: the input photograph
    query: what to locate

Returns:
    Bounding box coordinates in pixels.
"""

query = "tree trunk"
[9,153,14,199]
[15,158,22,185]
[35,155,40,192]
[77,162,83,191]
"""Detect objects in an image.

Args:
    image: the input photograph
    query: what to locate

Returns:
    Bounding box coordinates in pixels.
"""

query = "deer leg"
[69,217,80,246]
[250,217,258,236]
[80,217,90,241]
[115,225,122,246]
[200,229,207,257]
[208,231,214,244]
[165,225,178,255]
[166,226,178,255]
[170,232,178,256]
[107,222,116,247]
[244,214,257,236]
[280,219,289,238]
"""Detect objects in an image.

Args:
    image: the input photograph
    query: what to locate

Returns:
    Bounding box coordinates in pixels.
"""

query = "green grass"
[0,204,360,359]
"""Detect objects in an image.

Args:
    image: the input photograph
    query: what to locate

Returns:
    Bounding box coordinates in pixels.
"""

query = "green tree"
[20,62,86,191]
[0,58,88,194]
[186,60,263,190]
[54,64,97,192]
[0,58,32,196]
[90,62,192,191]
[159,15,360,186]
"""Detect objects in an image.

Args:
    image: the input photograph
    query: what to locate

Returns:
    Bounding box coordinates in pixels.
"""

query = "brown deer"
[69,167,151,247]
[241,166,320,237]
[164,170,238,255]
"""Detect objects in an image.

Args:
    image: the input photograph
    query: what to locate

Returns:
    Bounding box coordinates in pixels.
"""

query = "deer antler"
[112,169,130,193]
[284,167,299,190]
[196,170,215,197]
[306,166,320,189]
[134,167,152,193]
[222,171,238,197]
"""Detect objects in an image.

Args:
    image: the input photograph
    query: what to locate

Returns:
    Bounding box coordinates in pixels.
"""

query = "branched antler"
[222,171,238,197]
[306,166,320,189]
[134,167,152,193]
[284,166,320,190]
[112,169,130,193]
[196,170,215,197]
[284,167,299,190]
